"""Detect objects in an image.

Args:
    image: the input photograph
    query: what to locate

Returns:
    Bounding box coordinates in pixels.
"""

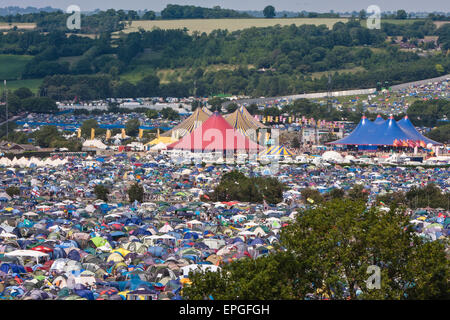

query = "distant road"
[224,74,450,107]
[0,115,21,127]
[390,74,450,91]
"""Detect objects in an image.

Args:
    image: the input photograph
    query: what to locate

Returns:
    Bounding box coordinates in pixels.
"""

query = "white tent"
[322,151,344,163]
[83,139,107,150]
[150,142,167,151]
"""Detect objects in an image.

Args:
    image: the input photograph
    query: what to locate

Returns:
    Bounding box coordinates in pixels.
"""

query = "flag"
[77,128,81,138]
[263,199,268,211]
[90,128,95,140]
[121,129,126,139]
[31,189,40,197]
[106,129,111,140]
[139,129,143,139]
[307,198,314,204]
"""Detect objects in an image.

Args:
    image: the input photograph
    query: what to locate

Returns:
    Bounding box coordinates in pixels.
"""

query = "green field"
[118,18,349,35]
[0,54,34,80]
[0,78,43,95]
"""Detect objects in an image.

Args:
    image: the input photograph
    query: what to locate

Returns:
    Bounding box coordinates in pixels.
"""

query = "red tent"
[167,112,264,152]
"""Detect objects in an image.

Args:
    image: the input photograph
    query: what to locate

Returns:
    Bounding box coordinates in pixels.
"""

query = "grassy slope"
[0,79,43,95]
[0,54,34,80]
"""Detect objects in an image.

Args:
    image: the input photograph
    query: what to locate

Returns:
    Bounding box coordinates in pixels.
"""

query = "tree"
[210,170,285,204]
[125,118,141,137]
[207,97,224,112]
[358,10,367,20]
[6,186,20,198]
[13,87,33,99]
[160,107,180,120]
[33,125,60,148]
[80,119,99,138]
[263,5,276,19]
[225,102,238,114]
[128,182,144,203]
[145,109,159,119]
[94,184,110,202]
[300,188,324,204]
[136,74,160,97]
[348,184,369,202]
[142,11,156,20]
[426,124,450,144]
[396,10,407,20]
[184,199,449,299]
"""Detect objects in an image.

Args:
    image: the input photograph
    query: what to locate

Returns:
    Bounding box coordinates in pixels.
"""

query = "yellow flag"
[77,128,81,138]
[90,128,95,140]
[307,198,314,204]
[121,128,126,139]
[106,129,111,140]
[139,129,143,139]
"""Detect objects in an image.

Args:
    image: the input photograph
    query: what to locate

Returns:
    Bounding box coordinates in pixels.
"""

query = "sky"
[1,0,449,13]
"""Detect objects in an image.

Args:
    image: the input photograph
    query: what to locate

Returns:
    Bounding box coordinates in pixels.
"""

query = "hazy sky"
[1,0,449,12]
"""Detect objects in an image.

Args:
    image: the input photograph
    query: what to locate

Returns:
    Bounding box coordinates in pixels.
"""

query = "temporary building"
[259,145,294,158]
[167,112,264,153]
[162,107,211,139]
[224,106,267,140]
[82,139,107,150]
[328,115,441,147]
[397,115,442,146]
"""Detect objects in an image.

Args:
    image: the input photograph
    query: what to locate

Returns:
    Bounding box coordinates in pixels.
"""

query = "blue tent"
[373,114,386,125]
[397,116,442,146]
[328,115,439,146]
[328,116,379,145]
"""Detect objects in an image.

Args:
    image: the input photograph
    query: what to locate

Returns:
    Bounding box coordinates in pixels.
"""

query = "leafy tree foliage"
[128,182,144,203]
[426,124,450,144]
[210,170,286,204]
[6,186,20,198]
[407,99,450,127]
[125,118,141,137]
[94,184,110,202]
[184,199,449,300]
[263,6,276,19]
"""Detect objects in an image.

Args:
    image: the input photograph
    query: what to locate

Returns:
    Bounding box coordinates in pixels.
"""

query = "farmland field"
[118,18,349,34]
[0,78,43,95]
[0,54,34,80]
[0,22,36,30]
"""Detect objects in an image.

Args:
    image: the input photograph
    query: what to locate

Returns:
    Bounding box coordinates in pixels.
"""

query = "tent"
[167,112,264,153]
[327,115,437,147]
[397,115,442,146]
[162,107,211,139]
[259,145,294,157]
[224,106,267,140]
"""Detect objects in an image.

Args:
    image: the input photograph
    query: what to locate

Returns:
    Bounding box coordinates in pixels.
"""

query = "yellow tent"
[146,128,178,146]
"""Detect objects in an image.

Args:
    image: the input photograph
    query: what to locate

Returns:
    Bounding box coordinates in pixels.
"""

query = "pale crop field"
[0,22,36,30]
[118,18,349,34]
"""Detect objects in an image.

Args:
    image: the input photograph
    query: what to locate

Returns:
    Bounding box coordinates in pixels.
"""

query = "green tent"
[90,236,108,248]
